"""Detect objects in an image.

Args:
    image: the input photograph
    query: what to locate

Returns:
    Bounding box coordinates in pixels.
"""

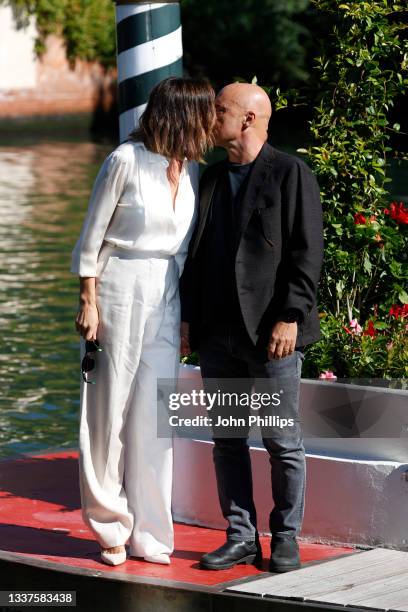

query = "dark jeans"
[198,321,306,542]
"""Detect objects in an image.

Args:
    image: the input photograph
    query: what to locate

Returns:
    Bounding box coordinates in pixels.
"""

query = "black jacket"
[180,142,324,351]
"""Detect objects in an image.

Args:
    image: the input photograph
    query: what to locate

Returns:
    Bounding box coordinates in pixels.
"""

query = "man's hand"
[180,321,191,356]
[267,321,297,360]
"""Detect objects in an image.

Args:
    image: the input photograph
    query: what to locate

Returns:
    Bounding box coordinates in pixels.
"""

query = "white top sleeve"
[174,233,190,279]
[70,151,129,277]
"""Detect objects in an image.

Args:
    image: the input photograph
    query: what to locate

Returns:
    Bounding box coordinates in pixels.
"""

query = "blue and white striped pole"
[113,1,183,142]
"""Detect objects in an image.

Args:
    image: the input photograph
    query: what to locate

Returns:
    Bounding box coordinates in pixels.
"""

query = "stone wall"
[0,6,117,118]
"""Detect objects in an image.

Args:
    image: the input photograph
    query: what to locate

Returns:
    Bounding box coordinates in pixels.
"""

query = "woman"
[71,77,215,566]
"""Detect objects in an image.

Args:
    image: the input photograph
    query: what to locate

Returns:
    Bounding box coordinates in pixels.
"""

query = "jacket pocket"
[256,207,275,247]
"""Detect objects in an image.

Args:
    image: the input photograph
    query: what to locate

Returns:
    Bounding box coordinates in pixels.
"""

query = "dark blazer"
[180,141,324,351]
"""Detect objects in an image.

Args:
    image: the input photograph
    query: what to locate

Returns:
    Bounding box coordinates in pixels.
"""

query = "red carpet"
[0,450,355,585]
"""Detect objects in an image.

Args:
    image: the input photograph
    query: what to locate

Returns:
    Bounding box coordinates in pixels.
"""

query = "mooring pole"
[113,0,183,142]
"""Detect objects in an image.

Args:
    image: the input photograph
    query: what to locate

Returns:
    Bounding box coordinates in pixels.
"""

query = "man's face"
[214,92,245,146]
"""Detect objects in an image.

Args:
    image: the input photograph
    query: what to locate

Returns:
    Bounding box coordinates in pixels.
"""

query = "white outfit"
[70,141,198,557]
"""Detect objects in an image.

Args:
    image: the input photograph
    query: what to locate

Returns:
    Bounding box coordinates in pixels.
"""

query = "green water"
[0,132,406,458]
[0,137,113,457]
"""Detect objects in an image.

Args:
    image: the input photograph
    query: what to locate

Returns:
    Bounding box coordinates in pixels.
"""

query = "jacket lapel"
[192,142,275,258]
[192,161,225,258]
[236,142,275,246]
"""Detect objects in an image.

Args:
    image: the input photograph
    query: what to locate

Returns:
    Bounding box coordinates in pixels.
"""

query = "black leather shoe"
[269,535,301,573]
[200,539,263,570]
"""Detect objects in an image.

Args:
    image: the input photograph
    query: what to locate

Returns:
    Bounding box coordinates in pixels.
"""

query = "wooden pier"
[1,449,406,611]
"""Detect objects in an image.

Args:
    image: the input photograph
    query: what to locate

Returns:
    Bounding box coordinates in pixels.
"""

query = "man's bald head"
[217,83,272,124]
[214,82,272,149]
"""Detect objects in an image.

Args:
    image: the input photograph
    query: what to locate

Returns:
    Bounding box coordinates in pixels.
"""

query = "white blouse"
[70,140,199,278]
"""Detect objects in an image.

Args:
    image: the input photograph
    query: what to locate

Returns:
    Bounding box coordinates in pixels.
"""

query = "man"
[179,83,324,573]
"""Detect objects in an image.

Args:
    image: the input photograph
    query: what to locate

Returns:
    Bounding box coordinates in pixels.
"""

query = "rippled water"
[0,139,113,457]
[0,135,406,458]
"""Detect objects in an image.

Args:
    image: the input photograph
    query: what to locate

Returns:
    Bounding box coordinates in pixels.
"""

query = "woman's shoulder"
[110,140,144,162]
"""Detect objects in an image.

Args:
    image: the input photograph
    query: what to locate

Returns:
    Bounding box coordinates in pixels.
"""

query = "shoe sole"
[200,553,262,571]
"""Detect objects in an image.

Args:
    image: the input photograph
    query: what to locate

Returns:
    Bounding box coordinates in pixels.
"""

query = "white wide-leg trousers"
[78,243,180,557]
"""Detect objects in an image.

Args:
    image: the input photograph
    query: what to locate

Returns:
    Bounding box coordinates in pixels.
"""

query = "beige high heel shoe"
[144,553,170,565]
[100,545,127,566]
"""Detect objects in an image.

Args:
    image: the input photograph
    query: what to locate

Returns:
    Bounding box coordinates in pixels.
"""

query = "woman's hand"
[75,277,99,340]
[75,303,99,340]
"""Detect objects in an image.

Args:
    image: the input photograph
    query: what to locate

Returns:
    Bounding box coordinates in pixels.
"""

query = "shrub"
[297,0,408,379]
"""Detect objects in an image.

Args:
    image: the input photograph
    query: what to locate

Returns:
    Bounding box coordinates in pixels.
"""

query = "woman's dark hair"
[128,76,216,161]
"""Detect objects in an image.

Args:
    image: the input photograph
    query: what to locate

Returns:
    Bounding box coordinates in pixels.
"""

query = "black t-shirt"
[228,159,254,201]
[201,159,255,330]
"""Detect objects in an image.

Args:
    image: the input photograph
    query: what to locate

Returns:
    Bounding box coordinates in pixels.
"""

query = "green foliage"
[181,0,312,88]
[302,309,408,380]
[2,0,116,67]
[307,0,408,317]
[292,0,408,378]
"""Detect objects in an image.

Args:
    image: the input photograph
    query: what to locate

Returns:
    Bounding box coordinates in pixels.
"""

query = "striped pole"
[113,0,183,143]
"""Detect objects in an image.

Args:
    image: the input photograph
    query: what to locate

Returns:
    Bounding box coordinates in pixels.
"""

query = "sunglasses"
[81,339,103,384]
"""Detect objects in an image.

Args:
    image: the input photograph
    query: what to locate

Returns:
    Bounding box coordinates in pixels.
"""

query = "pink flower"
[349,319,362,334]
[319,370,337,380]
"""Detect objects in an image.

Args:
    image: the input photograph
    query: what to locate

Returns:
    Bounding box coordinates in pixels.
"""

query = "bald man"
[180,83,324,572]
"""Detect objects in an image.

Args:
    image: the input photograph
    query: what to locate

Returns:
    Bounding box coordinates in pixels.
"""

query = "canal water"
[0,133,113,457]
[0,129,406,457]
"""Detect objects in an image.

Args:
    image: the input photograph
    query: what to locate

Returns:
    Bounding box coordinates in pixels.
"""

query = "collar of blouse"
[146,150,188,173]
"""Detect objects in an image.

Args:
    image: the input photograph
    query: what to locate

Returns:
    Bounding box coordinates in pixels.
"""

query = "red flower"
[342,325,352,334]
[362,320,376,337]
[389,304,408,319]
[384,202,408,224]
[389,305,399,318]
[354,212,367,225]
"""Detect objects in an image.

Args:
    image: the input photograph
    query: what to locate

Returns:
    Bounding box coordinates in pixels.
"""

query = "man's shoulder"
[267,144,312,172]
[198,146,315,184]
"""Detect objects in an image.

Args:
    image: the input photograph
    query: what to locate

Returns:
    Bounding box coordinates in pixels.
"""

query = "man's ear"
[242,111,256,129]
